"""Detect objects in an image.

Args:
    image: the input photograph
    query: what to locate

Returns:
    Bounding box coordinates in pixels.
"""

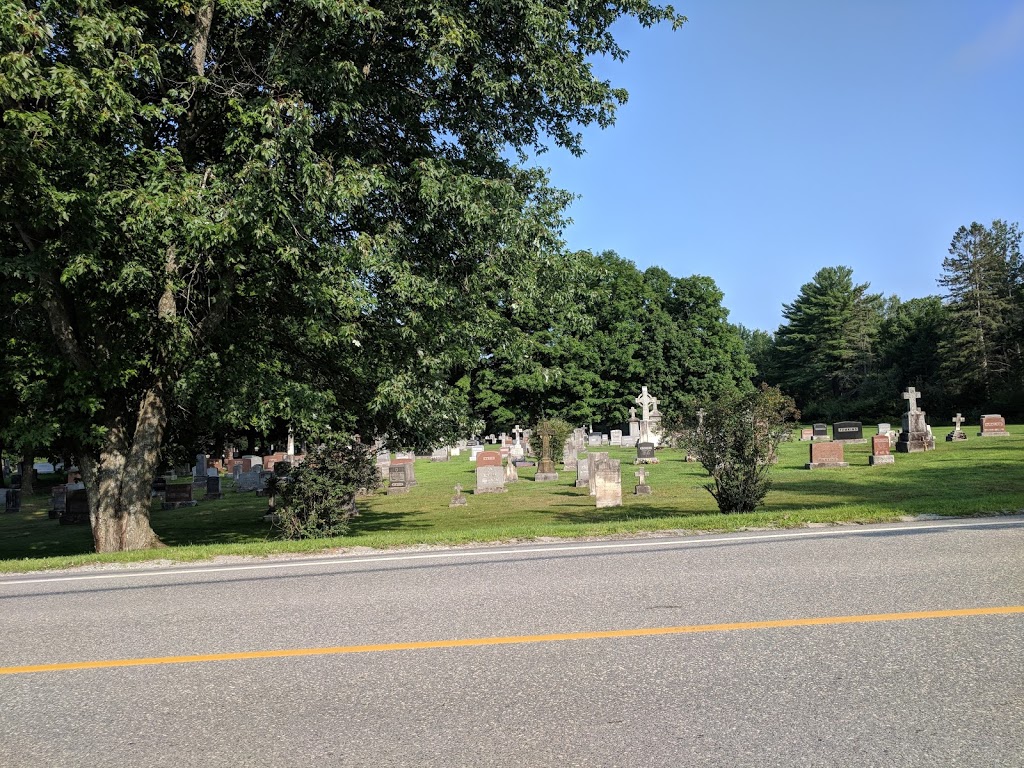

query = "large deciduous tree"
[1,0,685,551]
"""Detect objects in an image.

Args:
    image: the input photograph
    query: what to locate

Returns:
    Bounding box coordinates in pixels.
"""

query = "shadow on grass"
[348,509,425,535]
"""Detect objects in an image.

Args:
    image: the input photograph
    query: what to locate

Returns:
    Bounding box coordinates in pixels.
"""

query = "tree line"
[747,220,1023,423]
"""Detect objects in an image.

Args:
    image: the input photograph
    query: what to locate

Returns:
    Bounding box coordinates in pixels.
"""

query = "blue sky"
[538,0,1024,332]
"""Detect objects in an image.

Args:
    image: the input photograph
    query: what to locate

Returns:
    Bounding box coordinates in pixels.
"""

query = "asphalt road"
[1,518,1023,767]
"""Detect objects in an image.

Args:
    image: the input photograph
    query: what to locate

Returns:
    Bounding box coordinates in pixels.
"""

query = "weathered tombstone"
[469,445,484,462]
[601,434,610,446]
[163,484,198,509]
[634,468,651,496]
[449,484,467,507]
[896,386,935,453]
[610,429,623,447]
[946,413,968,442]
[450,445,461,457]
[562,435,578,471]
[832,421,865,442]
[430,447,449,462]
[800,428,813,441]
[587,452,608,496]
[877,423,891,435]
[206,475,223,500]
[869,434,894,465]
[535,428,559,482]
[812,423,828,440]
[194,453,207,479]
[388,464,410,495]
[594,457,622,508]
[504,456,519,483]
[232,464,242,481]
[588,433,602,447]
[575,453,590,488]
[978,414,1009,437]
[376,450,390,480]
[391,457,417,487]
[806,442,849,469]
[3,488,22,514]
[475,451,506,494]
[50,484,68,519]
[60,489,89,524]
[635,442,656,463]
[627,407,641,444]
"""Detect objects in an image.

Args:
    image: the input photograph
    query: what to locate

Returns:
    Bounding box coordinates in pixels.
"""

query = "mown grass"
[1,423,1022,573]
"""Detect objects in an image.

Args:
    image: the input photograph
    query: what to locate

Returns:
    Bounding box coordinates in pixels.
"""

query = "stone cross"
[634,468,648,484]
[454,483,462,495]
[902,386,921,412]
[636,386,656,420]
[629,406,637,420]
[952,413,965,431]
[513,424,523,444]
[649,395,660,415]
[696,408,706,429]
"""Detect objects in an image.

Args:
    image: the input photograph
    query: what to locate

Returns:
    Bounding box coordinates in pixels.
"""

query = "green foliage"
[534,417,573,461]
[685,386,799,514]
[276,435,377,539]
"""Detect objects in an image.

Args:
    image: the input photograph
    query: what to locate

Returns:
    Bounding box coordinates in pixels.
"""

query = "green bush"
[276,435,378,539]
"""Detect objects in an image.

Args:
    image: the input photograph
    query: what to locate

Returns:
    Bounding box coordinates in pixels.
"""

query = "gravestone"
[232,464,242,481]
[628,407,641,443]
[634,468,651,496]
[430,447,449,462]
[163,484,198,509]
[806,442,848,469]
[194,453,207,479]
[588,433,602,448]
[50,484,67,519]
[3,488,22,514]
[812,423,828,440]
[562,435,579,471]
[504,456,519,483]
[388,464,411,495]
[594,457,622,508]
[978,414,1009,437]
[601,434,610,446]
[449,484,467,507]
[391,457,417,487]
[535,429,559,482]
[206,475,223,500]
[896,386,935,453]
[587,452,608,497]
[869,434,894,465]
[610,429,623,447]
[946,413,968,442]
[469,445,484,462]
[877,423,891,435]
[832,421,865,443]
[635,442,656,463]
[475,451,506,494]
[800,428,813,441]
[60,488,89,524]
[575,454,590,488]
[207,467,219,478]
[376,450,390,480]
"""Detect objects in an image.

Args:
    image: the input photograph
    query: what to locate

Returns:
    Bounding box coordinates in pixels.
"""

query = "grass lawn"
[1,425,1022,573]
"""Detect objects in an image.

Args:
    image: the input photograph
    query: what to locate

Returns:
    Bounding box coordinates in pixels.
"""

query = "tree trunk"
[82,385,169,552]
[20,450,34,495]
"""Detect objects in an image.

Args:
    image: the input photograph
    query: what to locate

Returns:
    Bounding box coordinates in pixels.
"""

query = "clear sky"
[537,0,1024,332]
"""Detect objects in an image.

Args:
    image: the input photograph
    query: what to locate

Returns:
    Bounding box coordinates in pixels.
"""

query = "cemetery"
[0,418,1021,571]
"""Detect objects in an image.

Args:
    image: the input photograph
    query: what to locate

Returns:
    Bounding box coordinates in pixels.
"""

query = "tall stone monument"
[896,386,935,453]
[535,426,559,482]
[635,386,663,447]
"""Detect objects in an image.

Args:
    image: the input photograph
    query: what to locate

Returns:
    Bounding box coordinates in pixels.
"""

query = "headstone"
[376,450,391,480]
[235,467,266,492]
[562,435,579,471]
[635,442,656,463]
[588,433,602,447]
[391,457,417,486]
[430,447,449,462]
[628,407,641,443]
[575,453,590,488]
[594,457,622,508]
[634,468,651,496]
[194,453,207,479]
[450,446,461,457]
[601,434,610,446]
[610,429,623,447]
[475,451,506,494]
[60,488,89,524]
[812,423,828,439]
[587,452,608,497]
[48,484,67,519]
[946,413,968,442]
[800,428,813,441]
[469,445,484,462]
[206,475,223,500]
[869,434,894,465]
[832,421,865,442]
[162,484,198,509]
[806,442,849,469]
[877,423,891,435]
[3,488,22,513]
[388,464,410,495]
[449,484,467,507]
[32,462,55,474]
[896,386,935,453]
[978,414,1009,437]
[504,456,519,483]
[232,464,242,481]
[535,429,559,482]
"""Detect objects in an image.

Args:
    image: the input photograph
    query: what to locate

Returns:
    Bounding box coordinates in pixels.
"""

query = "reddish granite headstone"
[869,434,894,465]
[476,450,503,467]
[978,414,1009,437]
[806,442,848,469]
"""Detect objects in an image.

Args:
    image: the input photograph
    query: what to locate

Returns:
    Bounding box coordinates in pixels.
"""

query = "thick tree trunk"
[20,450,34,495]
[81,385,169,553]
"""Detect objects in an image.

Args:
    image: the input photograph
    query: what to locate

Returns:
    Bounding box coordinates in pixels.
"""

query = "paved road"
[1,518,1023,767]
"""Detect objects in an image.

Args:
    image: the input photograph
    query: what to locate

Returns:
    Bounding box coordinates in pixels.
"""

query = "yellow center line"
[3,606,1022,676]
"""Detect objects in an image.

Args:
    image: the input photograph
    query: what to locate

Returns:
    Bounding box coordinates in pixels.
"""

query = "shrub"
[685,385,799,513]
[276,434,377,538]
